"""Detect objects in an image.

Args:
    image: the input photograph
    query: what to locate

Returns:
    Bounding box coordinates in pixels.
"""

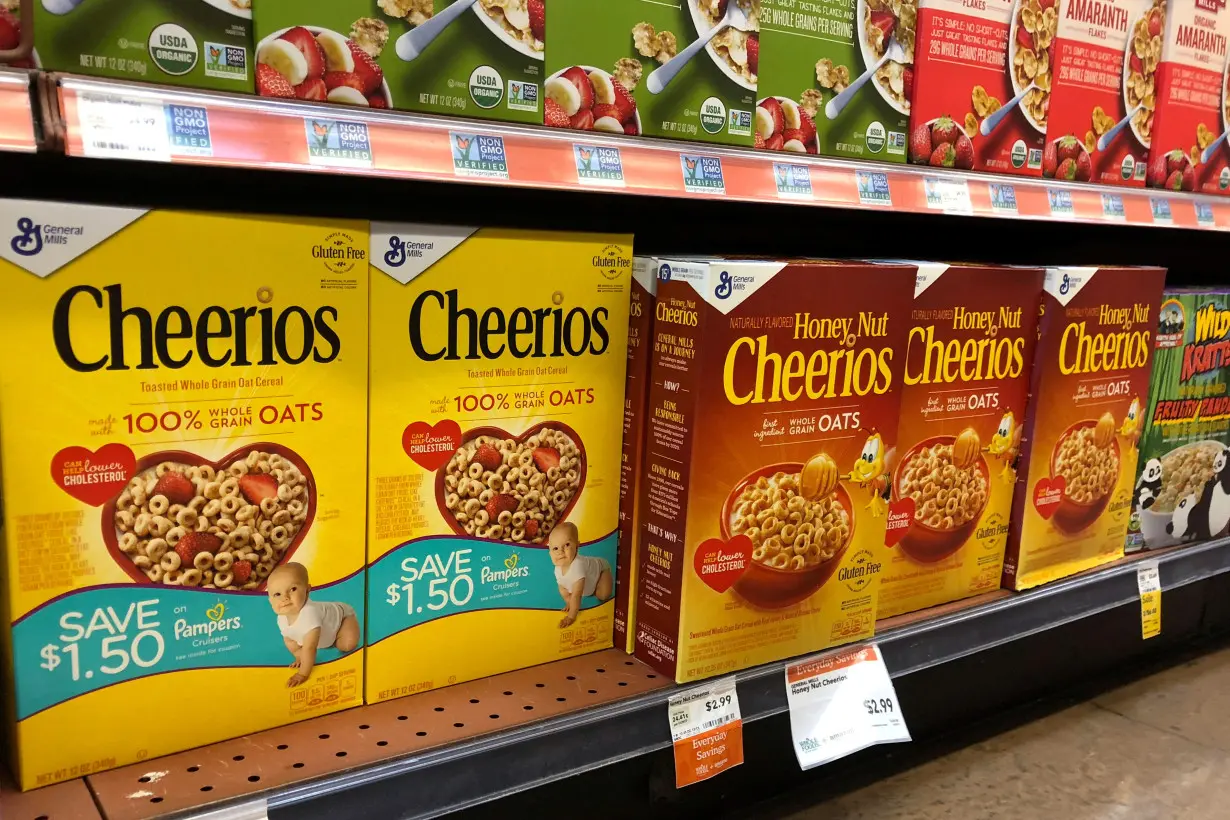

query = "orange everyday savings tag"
[668,677,743,788]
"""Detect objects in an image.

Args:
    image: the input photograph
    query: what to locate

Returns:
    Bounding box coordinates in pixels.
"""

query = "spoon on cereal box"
[825,37,906,120]
[1098,105,1142,152]
[647,0,753,94]
[980,82,1036,137]
[395,0,480,62]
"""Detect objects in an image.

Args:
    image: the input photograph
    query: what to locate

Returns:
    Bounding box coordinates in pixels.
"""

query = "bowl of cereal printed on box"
[754,96,817,152]
[1139,440,1223,547]
[1049,419,1121,534]
[200,0,251,19]
[256,24,392,107]
[1008,0,1057,134]
[720,461,854,609]
[545,64,643,135]
[104,444,316,591]
[688,0,760,91]
[436,422,586,544]
[473,0,545,60]
[893,435,990,563]
[856,0,917,116]
[1123,0,1164,150]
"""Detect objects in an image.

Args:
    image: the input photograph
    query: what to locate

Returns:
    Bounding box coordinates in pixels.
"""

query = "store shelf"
[4,537,1223,820]
[51,74,1230,231]
[0,69,36,153]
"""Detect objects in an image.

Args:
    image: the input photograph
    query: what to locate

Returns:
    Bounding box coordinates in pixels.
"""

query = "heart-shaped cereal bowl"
[720,462,855,609]
[892,435,991,564]
[102,443,317,591]
[434,421,587,543]
[1049,420,1121,535]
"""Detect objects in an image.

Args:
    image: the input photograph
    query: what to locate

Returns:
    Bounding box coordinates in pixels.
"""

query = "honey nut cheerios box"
[1144,0,1230,193]
[909,0,1048,175]
[614,257,658,654]
[1003,266,1166,591]
[877,263,1044,620]
[633,258,915,684]
[1043,0,1154,185]
[365,225,632,701]
[0,201,368,790]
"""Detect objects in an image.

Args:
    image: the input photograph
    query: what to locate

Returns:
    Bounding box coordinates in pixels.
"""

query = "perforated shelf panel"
[85,649,668,820]
[0,772,102,820]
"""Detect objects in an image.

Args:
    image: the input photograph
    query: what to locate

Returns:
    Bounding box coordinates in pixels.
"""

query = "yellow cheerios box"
[365,225,632,702]
[0,200,368,790]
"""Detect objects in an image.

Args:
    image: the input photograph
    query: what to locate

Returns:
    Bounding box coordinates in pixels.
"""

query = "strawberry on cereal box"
[1146,0,1230,193]
[911,0,1050,174]
[756,0,916,161]
[1044,0,1154,185]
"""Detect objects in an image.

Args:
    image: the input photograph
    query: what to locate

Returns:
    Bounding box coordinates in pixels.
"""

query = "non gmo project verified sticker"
[574,144,624,186]
[304,118,373,168]
[773,163,812,199]
[451,132,510,180]
[680,154,725,194]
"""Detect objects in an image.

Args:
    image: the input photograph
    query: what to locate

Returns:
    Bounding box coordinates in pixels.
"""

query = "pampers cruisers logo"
[175,601,242,647]
[480,552,531,586]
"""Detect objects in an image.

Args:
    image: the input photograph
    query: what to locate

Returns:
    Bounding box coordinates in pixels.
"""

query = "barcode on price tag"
[1137,560,1161,640]
[76,93,170,162]
[667,677,743,787]
[784,644,909,770]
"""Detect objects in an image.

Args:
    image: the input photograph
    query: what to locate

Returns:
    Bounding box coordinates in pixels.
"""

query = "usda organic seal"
[149,23,198,76]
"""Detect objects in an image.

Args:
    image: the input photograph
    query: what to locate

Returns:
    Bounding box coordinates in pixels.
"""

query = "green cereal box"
[547,0,757,145]
[31,0,251,91]
[1126,290,1230,552]
[253,0,543,122]
[756,0,913,159]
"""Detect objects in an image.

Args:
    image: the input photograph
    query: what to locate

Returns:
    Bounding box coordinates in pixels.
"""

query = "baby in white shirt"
[268,562,359,688]
[549,522,613,629]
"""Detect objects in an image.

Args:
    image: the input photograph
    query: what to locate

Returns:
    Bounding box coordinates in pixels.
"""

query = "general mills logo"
[1059,273,1070,295]
[715,269,733,299]
[385,235,408,267]
[11,217,42,257]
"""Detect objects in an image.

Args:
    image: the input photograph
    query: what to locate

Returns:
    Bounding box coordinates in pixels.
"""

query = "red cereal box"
[1045,0,1154,185]
[910,0,1049,175]
[1147,0,1230,193]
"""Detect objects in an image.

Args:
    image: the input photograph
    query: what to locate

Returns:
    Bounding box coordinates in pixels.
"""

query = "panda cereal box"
[1127,289,1230,552]
[1003,266,1166,591]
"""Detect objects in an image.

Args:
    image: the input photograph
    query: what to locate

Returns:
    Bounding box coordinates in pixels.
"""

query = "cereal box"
[365,226,632,701]
[31,0,251,90]
[614,257,658,653]
[1003,266,1166,591]
[1043,0,1153,185]
[878,263,1043,619]
[1126,289,1230,552]
[546,0,757,144]
[1144,0,1230,193]
[909,0,1048,174]
[633,258,915,684]
[0,201,368,790]
[253,1,542,122]
[756,0,914,160]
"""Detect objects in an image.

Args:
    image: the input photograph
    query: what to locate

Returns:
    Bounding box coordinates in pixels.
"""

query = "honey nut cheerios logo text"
[1059,303,1152,375]
[724,312,894,406]
[407,289,611,361]
[905,306,1026,385]
[52,284,342,372]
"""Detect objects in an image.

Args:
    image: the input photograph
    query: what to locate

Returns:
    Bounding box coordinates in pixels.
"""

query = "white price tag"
[76,92,170,162]
[1137,560,1161,639]
[785,644,909,770]
[668,677,743,787]
[923,177,972,213]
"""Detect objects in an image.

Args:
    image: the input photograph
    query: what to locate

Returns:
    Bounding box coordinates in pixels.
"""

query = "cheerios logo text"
[52,284,342,372]
[1059,303,1152,375]
[407,289,611,361]
[723,312,894,405]
[905,306,1026,385]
